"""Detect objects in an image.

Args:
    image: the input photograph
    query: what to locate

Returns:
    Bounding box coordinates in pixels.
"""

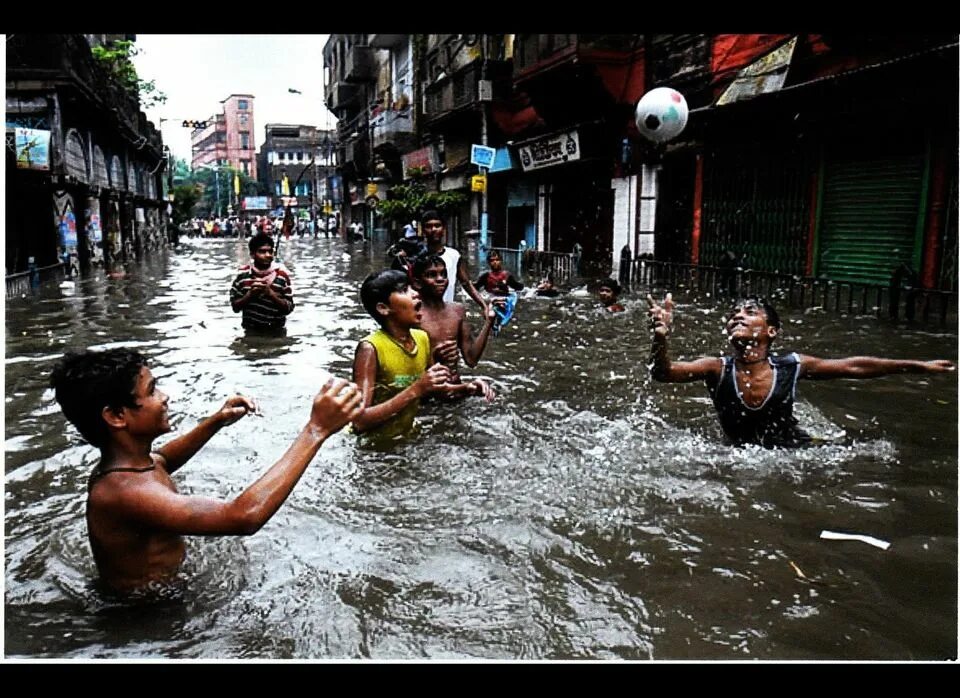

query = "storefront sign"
[402,146,437,175]
[243,196,271,210]
[517,130,580,171]
[471,174,487,193]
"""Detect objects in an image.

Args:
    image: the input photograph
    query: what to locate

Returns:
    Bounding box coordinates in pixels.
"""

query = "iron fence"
[6,262,69,299]
[632,259,955,327]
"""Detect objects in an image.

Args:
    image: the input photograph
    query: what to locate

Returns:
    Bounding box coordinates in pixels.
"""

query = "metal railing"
[6,262,69,298]
[632,259,956,327]
[486,246,577,283]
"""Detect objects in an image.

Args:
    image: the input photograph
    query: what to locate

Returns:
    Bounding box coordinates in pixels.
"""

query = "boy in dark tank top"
[646,293,954,447]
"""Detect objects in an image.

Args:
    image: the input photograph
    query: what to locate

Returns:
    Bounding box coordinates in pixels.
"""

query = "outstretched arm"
[460,303,496,367]
[799,355,955,380]
[438,378,496,402]
[458,258,488,311]
[351,341,452,433]
[156,395,257,474]
[113,380,362,536]
[647,292,722,383]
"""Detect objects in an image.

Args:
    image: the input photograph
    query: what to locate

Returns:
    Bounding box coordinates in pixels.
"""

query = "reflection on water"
[5,237,957,660]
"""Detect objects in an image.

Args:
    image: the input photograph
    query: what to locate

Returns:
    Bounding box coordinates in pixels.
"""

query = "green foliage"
[91,39,167,109]
[183,165,258,218]
[378,182,468,226]
[171,184,200,224]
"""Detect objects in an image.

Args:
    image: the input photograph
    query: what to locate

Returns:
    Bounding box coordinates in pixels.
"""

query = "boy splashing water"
[647,293,954,448]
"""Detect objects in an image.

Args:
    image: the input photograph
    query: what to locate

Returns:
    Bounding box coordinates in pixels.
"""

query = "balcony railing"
[424,64,481,120]
[371,108,415,149]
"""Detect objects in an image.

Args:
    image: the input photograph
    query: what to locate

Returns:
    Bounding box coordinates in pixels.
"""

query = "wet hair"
[411,253,446,280]
[420,209,445,226]
[49,349,149,448]
[248,231,273,255]
[732,296,781,330]
[486,249,502,262]
[597,277,620,295]
[360,269,411,324]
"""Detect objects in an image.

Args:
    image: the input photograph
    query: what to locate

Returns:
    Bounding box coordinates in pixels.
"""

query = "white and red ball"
[634,87,689,143]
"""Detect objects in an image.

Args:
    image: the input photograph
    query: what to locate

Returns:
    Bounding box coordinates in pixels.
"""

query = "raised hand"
[646,292,674,337]
[310,379,363,437]
[217,395,258,426]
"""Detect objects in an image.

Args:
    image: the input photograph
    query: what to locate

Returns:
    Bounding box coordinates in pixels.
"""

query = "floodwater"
[4,237,957,660]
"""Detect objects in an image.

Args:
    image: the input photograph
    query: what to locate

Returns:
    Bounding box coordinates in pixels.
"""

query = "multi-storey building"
[6,33,169,280]
[324,34,379,236]
[322,34,957,297]
[191,93,257,179]
[257,123,336,216]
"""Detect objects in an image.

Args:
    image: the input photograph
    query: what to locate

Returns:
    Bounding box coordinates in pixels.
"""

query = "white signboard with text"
[517,130,580,172]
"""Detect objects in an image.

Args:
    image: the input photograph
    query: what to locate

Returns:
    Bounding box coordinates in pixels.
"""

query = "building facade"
[191,93,257,179]
[257,123,336,218]
[6,33,170,279]
[321,34,958,294]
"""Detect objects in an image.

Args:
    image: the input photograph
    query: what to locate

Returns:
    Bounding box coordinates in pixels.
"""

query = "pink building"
[191,94,257,180]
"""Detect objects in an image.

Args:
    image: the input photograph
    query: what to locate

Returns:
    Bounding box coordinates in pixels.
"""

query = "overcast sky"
[131,34,336,162]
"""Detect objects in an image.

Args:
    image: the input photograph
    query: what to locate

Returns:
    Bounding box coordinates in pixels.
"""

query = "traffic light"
[181,120,208,129]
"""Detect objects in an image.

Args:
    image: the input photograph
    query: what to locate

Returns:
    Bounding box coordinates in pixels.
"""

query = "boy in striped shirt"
[230,232,294,332]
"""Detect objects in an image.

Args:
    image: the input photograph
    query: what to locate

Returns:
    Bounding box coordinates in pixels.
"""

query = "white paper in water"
[819,530,891,550]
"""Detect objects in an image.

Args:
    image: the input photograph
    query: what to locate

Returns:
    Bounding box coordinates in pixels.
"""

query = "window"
[296,152,303,161]
[239,114,249,126]
[240,132,250,149]
[238,99,249,110]
[241,160,249,175]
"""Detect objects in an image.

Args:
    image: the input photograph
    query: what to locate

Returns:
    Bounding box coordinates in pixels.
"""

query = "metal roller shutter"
[817,148,924,284]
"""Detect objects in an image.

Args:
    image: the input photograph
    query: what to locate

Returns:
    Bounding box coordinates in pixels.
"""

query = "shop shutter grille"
[818,150,924,284]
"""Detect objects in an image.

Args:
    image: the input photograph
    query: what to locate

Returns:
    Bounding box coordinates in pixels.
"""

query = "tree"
[184,165,257,218]
[91,39,167,109]
[378,182,468,231]
[171,184,200,224]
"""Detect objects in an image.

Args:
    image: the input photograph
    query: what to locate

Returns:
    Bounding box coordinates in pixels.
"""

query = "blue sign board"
[470,144,496,169]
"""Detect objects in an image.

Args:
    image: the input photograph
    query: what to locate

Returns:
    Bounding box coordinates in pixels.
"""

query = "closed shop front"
[816,136,926,284]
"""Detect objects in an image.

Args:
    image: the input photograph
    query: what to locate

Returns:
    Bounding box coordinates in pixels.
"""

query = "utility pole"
[479,35,490,252]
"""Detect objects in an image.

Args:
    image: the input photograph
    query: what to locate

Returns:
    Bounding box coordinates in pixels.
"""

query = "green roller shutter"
[817,146,925,284]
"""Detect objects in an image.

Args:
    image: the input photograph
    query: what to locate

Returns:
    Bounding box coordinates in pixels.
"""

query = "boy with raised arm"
[50,348,362,594]
[421,209,488,312]
[411,253,496,401]
[647,293,955,448]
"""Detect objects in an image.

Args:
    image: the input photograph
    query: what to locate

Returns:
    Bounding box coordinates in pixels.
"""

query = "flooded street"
[4,237,957,660]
